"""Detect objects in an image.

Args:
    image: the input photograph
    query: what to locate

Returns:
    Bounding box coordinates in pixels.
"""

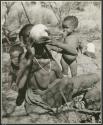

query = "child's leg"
[69,59,77,77]
[60,56,68,75]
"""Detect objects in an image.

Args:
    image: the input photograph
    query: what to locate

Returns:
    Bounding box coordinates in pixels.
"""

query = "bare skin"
[3,24,99,117]
[16,42,100,109]
[8,50,22,89]
[47,32,79,77]
[14,24,100,112]
[61,34,78,77]
[17,44,63,90]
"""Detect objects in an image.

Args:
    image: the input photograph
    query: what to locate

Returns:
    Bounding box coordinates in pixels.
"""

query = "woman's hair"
[19,24,33,40]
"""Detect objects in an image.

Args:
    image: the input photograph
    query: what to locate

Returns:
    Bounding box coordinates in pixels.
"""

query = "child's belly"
[30,69,57,90]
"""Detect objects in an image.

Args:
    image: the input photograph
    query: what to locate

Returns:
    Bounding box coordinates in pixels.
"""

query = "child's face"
[63,21,74,36]
[10,51,21,66]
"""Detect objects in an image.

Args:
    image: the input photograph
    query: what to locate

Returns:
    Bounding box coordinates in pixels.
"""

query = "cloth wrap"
[24,77,73,114]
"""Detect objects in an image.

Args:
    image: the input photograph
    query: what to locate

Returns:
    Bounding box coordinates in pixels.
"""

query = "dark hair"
[9,45,24,55]
[19,24,33,40]
[62,16,78,29]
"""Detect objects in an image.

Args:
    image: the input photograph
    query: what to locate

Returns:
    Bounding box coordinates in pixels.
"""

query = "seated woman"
[15,24,100,115]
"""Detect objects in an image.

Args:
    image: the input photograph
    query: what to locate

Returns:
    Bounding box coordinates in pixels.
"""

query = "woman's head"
[19,24,33,45]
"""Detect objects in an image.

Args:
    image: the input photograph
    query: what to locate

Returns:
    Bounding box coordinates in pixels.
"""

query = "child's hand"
[11,84,17,91]
[7,86,12,92]
[47,41,58,46]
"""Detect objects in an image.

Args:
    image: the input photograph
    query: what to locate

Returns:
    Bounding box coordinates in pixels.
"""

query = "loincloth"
[25,88,52,114]
[25,78,73,113]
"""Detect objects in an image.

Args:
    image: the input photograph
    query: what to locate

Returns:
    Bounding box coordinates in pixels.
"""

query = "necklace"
[33,56,51,73]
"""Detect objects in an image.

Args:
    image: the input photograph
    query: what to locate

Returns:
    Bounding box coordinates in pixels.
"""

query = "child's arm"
[16,45,35,89]
[16,53,34,89]
[17,67,30,89]
[8,74,13,89]
[46,44,62,53]
[47,41,77,55]
[8,65,16,89]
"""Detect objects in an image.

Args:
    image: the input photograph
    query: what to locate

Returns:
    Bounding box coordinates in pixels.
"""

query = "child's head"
[9,45,24,67]
[62,16,78,35]
[19,24,33,45]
